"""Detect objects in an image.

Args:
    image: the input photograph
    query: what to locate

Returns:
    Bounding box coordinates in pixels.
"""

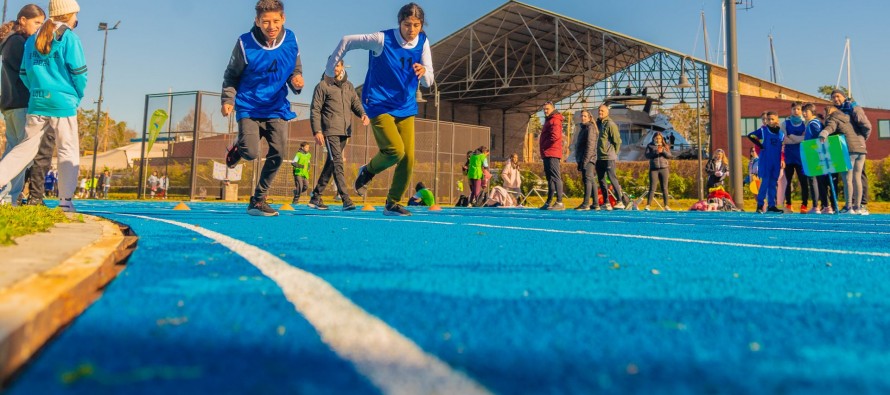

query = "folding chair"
[519,173,548,206]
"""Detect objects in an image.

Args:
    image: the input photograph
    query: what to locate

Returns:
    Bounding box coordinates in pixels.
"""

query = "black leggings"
[580,162,597,207]
[648,168,669,207]
[784,164,809,206]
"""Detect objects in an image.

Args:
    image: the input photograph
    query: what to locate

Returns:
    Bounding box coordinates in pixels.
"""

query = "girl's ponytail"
[0,21,16,42]
[34,19,55,55]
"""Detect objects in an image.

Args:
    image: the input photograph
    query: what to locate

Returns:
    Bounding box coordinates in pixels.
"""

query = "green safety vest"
[468,153,485,180]
[293,151,311,178]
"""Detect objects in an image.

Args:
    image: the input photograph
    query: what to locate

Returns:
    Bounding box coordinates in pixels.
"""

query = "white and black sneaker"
[354,165,375,198]
[58,198,76,213]
[247,196,279,217]
[383,201,412,216]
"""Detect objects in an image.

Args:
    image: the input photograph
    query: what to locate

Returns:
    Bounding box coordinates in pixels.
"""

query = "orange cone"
[279,203,295,211]
[362,205,376,211]
[429,204,442,211]
[173,202,191,210]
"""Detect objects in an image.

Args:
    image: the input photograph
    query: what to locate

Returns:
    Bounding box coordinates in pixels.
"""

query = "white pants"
[0,108,29,204]
[0,115,79,200]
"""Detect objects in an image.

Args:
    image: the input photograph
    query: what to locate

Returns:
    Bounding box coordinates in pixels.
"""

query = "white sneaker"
[58,198,76,213]
[849,208,860,215]
[859,207,870,216]
[613,202,626,209]
[664,206,672,211]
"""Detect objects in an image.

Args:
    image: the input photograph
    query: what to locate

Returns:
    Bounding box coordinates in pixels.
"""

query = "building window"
[879,120,890,139]
[741,117,759,134]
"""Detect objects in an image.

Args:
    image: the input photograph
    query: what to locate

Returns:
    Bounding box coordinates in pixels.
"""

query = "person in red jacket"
[539,101,565,210]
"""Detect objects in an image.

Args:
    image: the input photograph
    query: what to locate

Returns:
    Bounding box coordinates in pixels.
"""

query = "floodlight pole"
[725,0,743,205]
[433,84,441,196]
[89,21,120,198]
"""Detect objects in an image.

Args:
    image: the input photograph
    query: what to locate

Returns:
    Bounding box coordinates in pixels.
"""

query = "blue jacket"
[20,25,87,117]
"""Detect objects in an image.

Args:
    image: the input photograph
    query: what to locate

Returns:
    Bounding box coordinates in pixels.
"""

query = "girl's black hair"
[398,3,426,26]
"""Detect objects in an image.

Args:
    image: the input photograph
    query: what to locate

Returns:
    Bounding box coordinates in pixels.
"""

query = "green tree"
[818,85,848,99]
[78,109,137,155]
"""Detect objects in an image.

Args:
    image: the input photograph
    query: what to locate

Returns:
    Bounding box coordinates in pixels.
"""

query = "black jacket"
[310,72,365,137]
[574,122,598,166]
[0,33,29,111]
[705,159,728,187]
[645,142,673,170]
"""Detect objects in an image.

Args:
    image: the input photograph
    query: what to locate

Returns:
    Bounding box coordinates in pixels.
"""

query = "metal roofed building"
[416,1,890,161]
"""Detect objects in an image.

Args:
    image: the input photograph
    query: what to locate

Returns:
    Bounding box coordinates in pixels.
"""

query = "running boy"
[325,3,434,216]
[222,0,304,216]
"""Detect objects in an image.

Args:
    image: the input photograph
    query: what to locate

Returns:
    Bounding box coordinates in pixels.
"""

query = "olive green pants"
[368,114,415,204]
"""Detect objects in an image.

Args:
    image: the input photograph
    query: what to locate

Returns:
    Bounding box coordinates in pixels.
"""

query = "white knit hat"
[49,0,80,17]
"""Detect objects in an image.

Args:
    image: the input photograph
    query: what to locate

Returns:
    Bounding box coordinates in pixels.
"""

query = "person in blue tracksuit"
[748,111,785,213]
[324,3,435,217]
[222,0,304,217]
[780,101,810,213]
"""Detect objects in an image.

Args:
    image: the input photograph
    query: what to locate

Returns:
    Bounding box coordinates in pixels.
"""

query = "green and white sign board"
[800,135,851,176]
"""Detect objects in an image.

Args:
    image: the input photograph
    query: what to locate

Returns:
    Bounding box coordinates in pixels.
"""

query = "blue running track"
[7,201,890,394]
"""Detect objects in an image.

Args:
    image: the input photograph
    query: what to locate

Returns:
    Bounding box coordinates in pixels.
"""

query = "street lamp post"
[88,21,120,198]
[676,56,704,201]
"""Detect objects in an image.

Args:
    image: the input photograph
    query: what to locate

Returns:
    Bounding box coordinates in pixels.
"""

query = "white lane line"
[117,213,491,395]
[316,214,890,258]
[721,224,890,235]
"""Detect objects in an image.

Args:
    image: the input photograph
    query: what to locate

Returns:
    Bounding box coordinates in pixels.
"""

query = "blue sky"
[5,0,888,131]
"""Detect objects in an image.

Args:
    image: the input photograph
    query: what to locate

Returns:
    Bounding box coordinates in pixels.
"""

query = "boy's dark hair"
[300,142,310,148]
[478,146,489,153]
[255,0,284,17]
[791,101,803,109]
[416,182,426,191]
[398,3,426,26]
[802,103,817,114]
[766,111,778,117]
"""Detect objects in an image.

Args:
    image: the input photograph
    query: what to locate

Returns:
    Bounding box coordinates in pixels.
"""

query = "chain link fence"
[137,91,489,204]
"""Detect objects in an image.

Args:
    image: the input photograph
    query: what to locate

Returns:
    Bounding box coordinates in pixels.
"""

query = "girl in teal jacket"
[0,0,86,212]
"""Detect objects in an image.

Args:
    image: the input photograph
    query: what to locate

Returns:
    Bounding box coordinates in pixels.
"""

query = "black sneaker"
[247,196,279,217]
[291,197,299,205]
[574,204,591,211]
[308,195,328,210]
[755,208,765,214]
[354,165,374,197]
[26,197,46,206]
[767,206,784,213]
[342,198,356,211]
[539,202,551,210]
[225,144,241,168]
[383,201,411,216]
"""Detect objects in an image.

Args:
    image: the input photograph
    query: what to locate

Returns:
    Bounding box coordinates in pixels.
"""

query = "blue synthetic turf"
[7,201,890,394]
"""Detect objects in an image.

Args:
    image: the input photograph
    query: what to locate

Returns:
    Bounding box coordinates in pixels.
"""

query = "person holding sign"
[820,106,866,215]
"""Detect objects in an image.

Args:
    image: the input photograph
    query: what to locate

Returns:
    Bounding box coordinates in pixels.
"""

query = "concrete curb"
[0,214,137,385]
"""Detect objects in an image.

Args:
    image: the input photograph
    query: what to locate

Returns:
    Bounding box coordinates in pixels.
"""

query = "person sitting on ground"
[644,132,672,211]
[501,152,522,197]
[705,148,729,191]
[408,181,435,206]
